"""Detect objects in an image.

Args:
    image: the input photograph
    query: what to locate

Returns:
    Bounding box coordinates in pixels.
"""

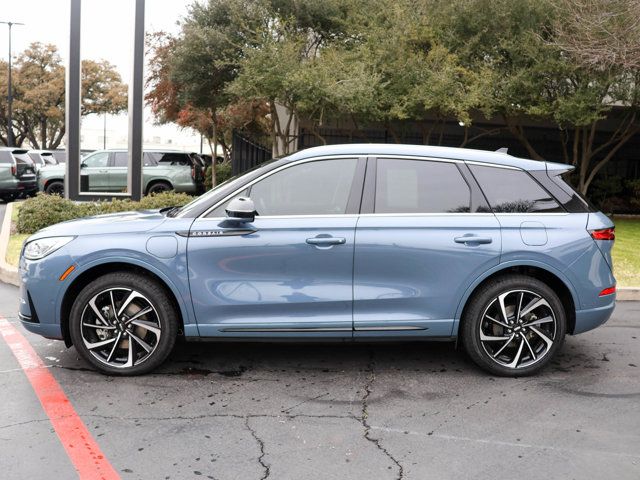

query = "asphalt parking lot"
[1,269,639,480]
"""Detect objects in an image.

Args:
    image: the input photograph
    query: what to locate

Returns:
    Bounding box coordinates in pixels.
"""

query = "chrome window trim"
[196,153,547,221]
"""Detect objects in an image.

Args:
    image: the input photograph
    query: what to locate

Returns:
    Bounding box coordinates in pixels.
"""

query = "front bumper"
[18,249,72,341]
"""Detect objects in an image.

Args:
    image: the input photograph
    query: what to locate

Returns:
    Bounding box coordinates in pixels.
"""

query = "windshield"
[173,159,279,217]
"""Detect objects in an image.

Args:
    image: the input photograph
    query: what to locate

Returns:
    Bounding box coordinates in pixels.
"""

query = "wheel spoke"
[117,290,144,317]
[492,334,515,358]
[124,337,135,368]
[506,339,525,368]
[110,291,118,320]
[123,306,153,326]
[89,297,109,326]
[515,292,524,321]
[130,319,161,337]
[485,314,510,328]
[523,316,553,327]
[480,331,511,341]
[129,331,153,353]
[82,322,116,330]
[522,334,536,360]
[497,293,510,323]
[519,297,550,319]
[106,332,122,362]
[84,337,117,350]
[529,326,554,348]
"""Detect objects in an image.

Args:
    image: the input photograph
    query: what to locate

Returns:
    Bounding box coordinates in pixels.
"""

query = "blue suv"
[18,144,616,376]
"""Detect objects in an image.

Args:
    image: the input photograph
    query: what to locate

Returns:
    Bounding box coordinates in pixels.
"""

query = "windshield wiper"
[160,206,180,217]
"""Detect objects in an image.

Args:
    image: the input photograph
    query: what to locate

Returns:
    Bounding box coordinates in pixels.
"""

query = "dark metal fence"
[231,131,272,175]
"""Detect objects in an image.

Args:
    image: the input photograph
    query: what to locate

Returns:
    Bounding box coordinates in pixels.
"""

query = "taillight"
[191,165,195,180]
[11,163,17,176]
[590,227,615,241]
[599,286,616,296]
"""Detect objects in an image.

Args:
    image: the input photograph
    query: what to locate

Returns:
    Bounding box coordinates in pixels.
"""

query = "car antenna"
[495,147,508,154]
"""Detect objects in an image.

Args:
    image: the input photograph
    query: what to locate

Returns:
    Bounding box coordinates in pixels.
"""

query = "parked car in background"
[53,150,67,164]
[19,144,616,376]
[28,150,59,170]
[37,149,206,196]
[0,147,37,202]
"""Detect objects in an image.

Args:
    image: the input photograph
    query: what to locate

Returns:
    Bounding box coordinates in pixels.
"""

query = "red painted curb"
[0,317,119,480]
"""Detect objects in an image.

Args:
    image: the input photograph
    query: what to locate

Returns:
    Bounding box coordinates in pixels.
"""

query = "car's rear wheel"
[146,181,172,195]
[45,180,64,196]
[461,274,566,376]
[69,272,178,375]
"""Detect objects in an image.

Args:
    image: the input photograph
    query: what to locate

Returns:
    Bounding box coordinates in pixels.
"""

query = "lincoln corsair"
[18,144,616,376]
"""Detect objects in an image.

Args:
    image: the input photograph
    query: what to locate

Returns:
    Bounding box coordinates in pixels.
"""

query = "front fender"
[58,246,198,337]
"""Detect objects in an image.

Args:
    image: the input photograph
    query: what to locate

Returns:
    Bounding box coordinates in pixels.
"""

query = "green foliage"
[204,162,233,191]
[16,192,193,234]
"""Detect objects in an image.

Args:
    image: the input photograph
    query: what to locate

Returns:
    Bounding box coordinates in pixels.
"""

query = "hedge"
[16,191,194,234]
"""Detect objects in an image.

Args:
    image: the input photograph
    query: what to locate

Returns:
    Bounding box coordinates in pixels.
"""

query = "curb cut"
[0,202,21,287]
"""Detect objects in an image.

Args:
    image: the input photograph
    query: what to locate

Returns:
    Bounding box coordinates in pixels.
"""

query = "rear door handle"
[306,236,346,246]
[454,235,493,245]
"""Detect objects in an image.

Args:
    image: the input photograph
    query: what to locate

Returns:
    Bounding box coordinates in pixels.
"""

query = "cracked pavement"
[1,278,639,479]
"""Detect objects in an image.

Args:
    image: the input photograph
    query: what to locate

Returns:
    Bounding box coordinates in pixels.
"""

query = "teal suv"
[37,149,206,196]
[0,147,37,202]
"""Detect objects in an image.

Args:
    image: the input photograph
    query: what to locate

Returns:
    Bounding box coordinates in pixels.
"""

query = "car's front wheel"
[69,272,178,375]
[461,274,566,376]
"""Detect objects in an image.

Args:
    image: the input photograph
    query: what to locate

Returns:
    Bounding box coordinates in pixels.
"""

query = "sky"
[0,0,204,151]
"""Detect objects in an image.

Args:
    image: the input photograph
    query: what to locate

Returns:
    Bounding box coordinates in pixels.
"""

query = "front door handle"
[454,235,493,245]
[306,236,346,246]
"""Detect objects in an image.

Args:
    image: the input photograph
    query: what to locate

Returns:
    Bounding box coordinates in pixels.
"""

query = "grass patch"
[6,233,28,267]
[612,217,640,287]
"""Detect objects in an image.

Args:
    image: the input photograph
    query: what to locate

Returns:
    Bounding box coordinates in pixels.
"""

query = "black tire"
[45,180,65,196]
[69,271,178,375]
[146,181,172,195]
[461,274,566,377]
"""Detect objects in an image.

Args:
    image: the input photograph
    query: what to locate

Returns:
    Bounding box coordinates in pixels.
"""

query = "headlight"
[23,236,75,260]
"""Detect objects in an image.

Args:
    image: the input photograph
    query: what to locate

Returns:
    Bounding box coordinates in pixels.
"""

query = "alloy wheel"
[80,288,162,369]
[479,289,557,370]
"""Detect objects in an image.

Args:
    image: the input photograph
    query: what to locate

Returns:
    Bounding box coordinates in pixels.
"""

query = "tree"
[0,42,127,149]
[146,1,272,186]
[430,0,640,194]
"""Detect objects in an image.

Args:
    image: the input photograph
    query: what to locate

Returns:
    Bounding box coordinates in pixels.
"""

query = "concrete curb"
[0,202,21,287]
[618,287,640,301]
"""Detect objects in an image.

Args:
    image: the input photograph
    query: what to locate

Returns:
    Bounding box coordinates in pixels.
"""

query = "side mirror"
[80,162,86,169]
[225,196,256,223]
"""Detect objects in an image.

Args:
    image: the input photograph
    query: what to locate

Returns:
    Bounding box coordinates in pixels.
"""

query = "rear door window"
[374,158,471,213]
[112,152,128,167]
[469,165,562,213]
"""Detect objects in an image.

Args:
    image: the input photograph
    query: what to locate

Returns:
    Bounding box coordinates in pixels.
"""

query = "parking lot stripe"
[0,318,119,480]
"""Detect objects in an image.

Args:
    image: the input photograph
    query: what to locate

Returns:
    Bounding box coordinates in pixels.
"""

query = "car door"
[187,157,365,338]
[80,151,110,192]
[353,156,502,337]
[108,151,129,192]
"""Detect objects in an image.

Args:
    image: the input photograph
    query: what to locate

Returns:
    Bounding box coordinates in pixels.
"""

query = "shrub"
[16,191,194,234]
[204,161,234,191]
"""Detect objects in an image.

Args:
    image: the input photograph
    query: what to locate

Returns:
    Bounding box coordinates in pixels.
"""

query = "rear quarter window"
[469,164,563,213]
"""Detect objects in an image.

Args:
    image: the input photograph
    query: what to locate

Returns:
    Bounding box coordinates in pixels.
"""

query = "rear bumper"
[1,179,37,194]
[572,296,616,334]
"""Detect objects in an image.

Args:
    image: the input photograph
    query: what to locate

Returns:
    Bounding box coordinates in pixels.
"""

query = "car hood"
[29,209,168,240]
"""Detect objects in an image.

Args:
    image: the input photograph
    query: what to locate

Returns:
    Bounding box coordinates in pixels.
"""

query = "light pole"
[0,21,24,147]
